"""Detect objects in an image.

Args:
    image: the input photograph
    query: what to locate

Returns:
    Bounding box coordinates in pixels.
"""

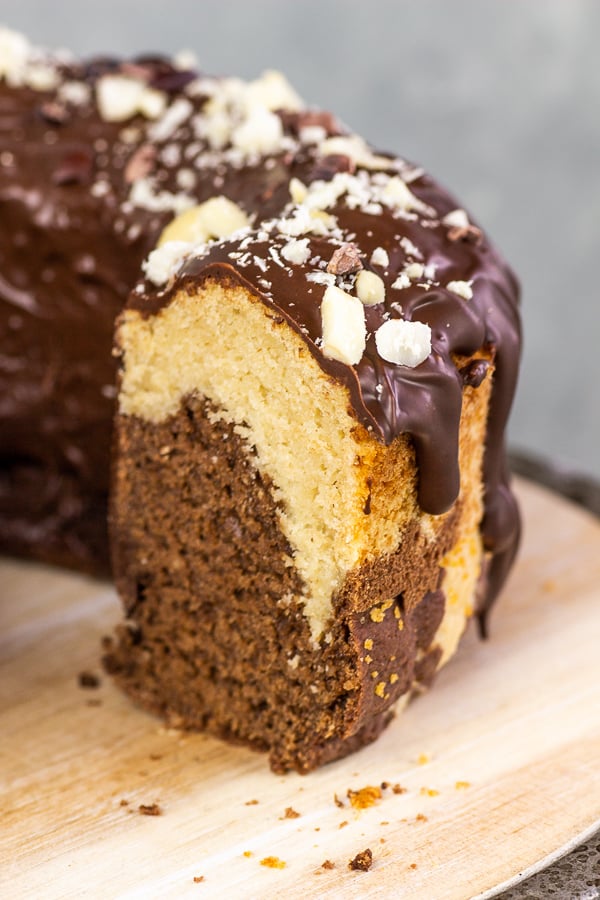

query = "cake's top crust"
[0,28,521,623]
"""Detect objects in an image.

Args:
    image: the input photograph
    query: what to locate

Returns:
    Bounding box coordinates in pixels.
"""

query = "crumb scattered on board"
[193,875,204,883]
[347,786,382,809]
[349,849,373,871]
[260,856,286,869]
[78,671,100,688]
[139,803,162,816]
[281,806,300,819]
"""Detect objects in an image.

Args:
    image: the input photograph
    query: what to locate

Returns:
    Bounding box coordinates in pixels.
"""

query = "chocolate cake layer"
[106,395,459,772]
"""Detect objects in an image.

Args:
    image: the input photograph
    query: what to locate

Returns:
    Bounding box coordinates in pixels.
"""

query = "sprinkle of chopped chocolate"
[78,671,101,689]
[447,223,483,245]
[124,144,156,184]
[326,243,363,276]
[260,856,286,869]
[139,803,162,816]
[282,806,300,819]
[349,848,373,872]
[347,785,382,809]
[53,149,94,186]
[321,860,335,870]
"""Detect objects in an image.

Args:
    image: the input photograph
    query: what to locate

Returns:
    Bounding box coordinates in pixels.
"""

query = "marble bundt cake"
[0,28,521,771]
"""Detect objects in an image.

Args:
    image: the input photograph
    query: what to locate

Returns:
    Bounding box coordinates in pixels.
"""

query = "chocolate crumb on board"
[139,803,162,816]
[349,849,373,872]
[281,806,301,819]
[78,671,100,689]
[260,856,286,869]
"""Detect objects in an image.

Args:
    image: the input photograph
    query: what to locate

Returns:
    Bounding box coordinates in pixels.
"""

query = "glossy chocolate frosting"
[0,33,520,627]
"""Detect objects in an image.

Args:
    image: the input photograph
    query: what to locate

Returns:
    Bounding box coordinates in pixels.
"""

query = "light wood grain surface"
[1,478,599,899]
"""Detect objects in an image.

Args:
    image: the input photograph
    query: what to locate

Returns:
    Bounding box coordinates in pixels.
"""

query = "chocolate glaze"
[0,42,521,625]
[130,159,521,624]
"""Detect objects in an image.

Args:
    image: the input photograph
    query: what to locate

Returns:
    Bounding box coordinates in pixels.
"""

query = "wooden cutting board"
[1,478,599,900]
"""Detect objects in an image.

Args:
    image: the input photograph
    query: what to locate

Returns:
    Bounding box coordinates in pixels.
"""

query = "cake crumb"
[281,806,300,819]
[119,799,129,807]
[245,799,259,806]
[455,780,471,790]
[348,848,373,871]
[417,753,431,765]
[193,875,204,883]
[339,820,349,829]
[415,813,428,823]
[78,671,100,689]
[420,787,440,797]
[243,851,253,858]
[347,785,382,809]
[139,803,162,816]
[333,793,345,808]
[392,784,407,795]
[260,856,286,869]
[409,863,418,870]
[321,860,335,870]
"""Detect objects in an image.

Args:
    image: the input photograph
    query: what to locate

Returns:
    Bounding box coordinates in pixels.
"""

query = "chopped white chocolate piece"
[0,27,30,86]
[356,270,385,306]
[446,280,473,300]
[289,177,308,204]
[245,70,304,112]
[375,319,432,367]
[370,246,389,268]
[442,208,470,228]
[158,196,249,246]
[96,75,167,123]
[321,285,366,365]
[405,262,425,280]
[281,238,311,265]
[24,63,59,92]
[381,176,421,212]
[231,107,284,155]
[392,272,411,290]
[142,241,192,286]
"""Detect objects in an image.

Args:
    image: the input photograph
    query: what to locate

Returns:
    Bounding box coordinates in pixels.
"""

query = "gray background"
[3,0,599,477]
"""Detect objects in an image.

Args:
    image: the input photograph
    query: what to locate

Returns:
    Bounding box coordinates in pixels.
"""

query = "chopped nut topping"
[326,243,363,276]
[124,144,156,184]
[375,319,432,367]
[355,270,385,306]
[158,196,249,246]
[320,285,366,365]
